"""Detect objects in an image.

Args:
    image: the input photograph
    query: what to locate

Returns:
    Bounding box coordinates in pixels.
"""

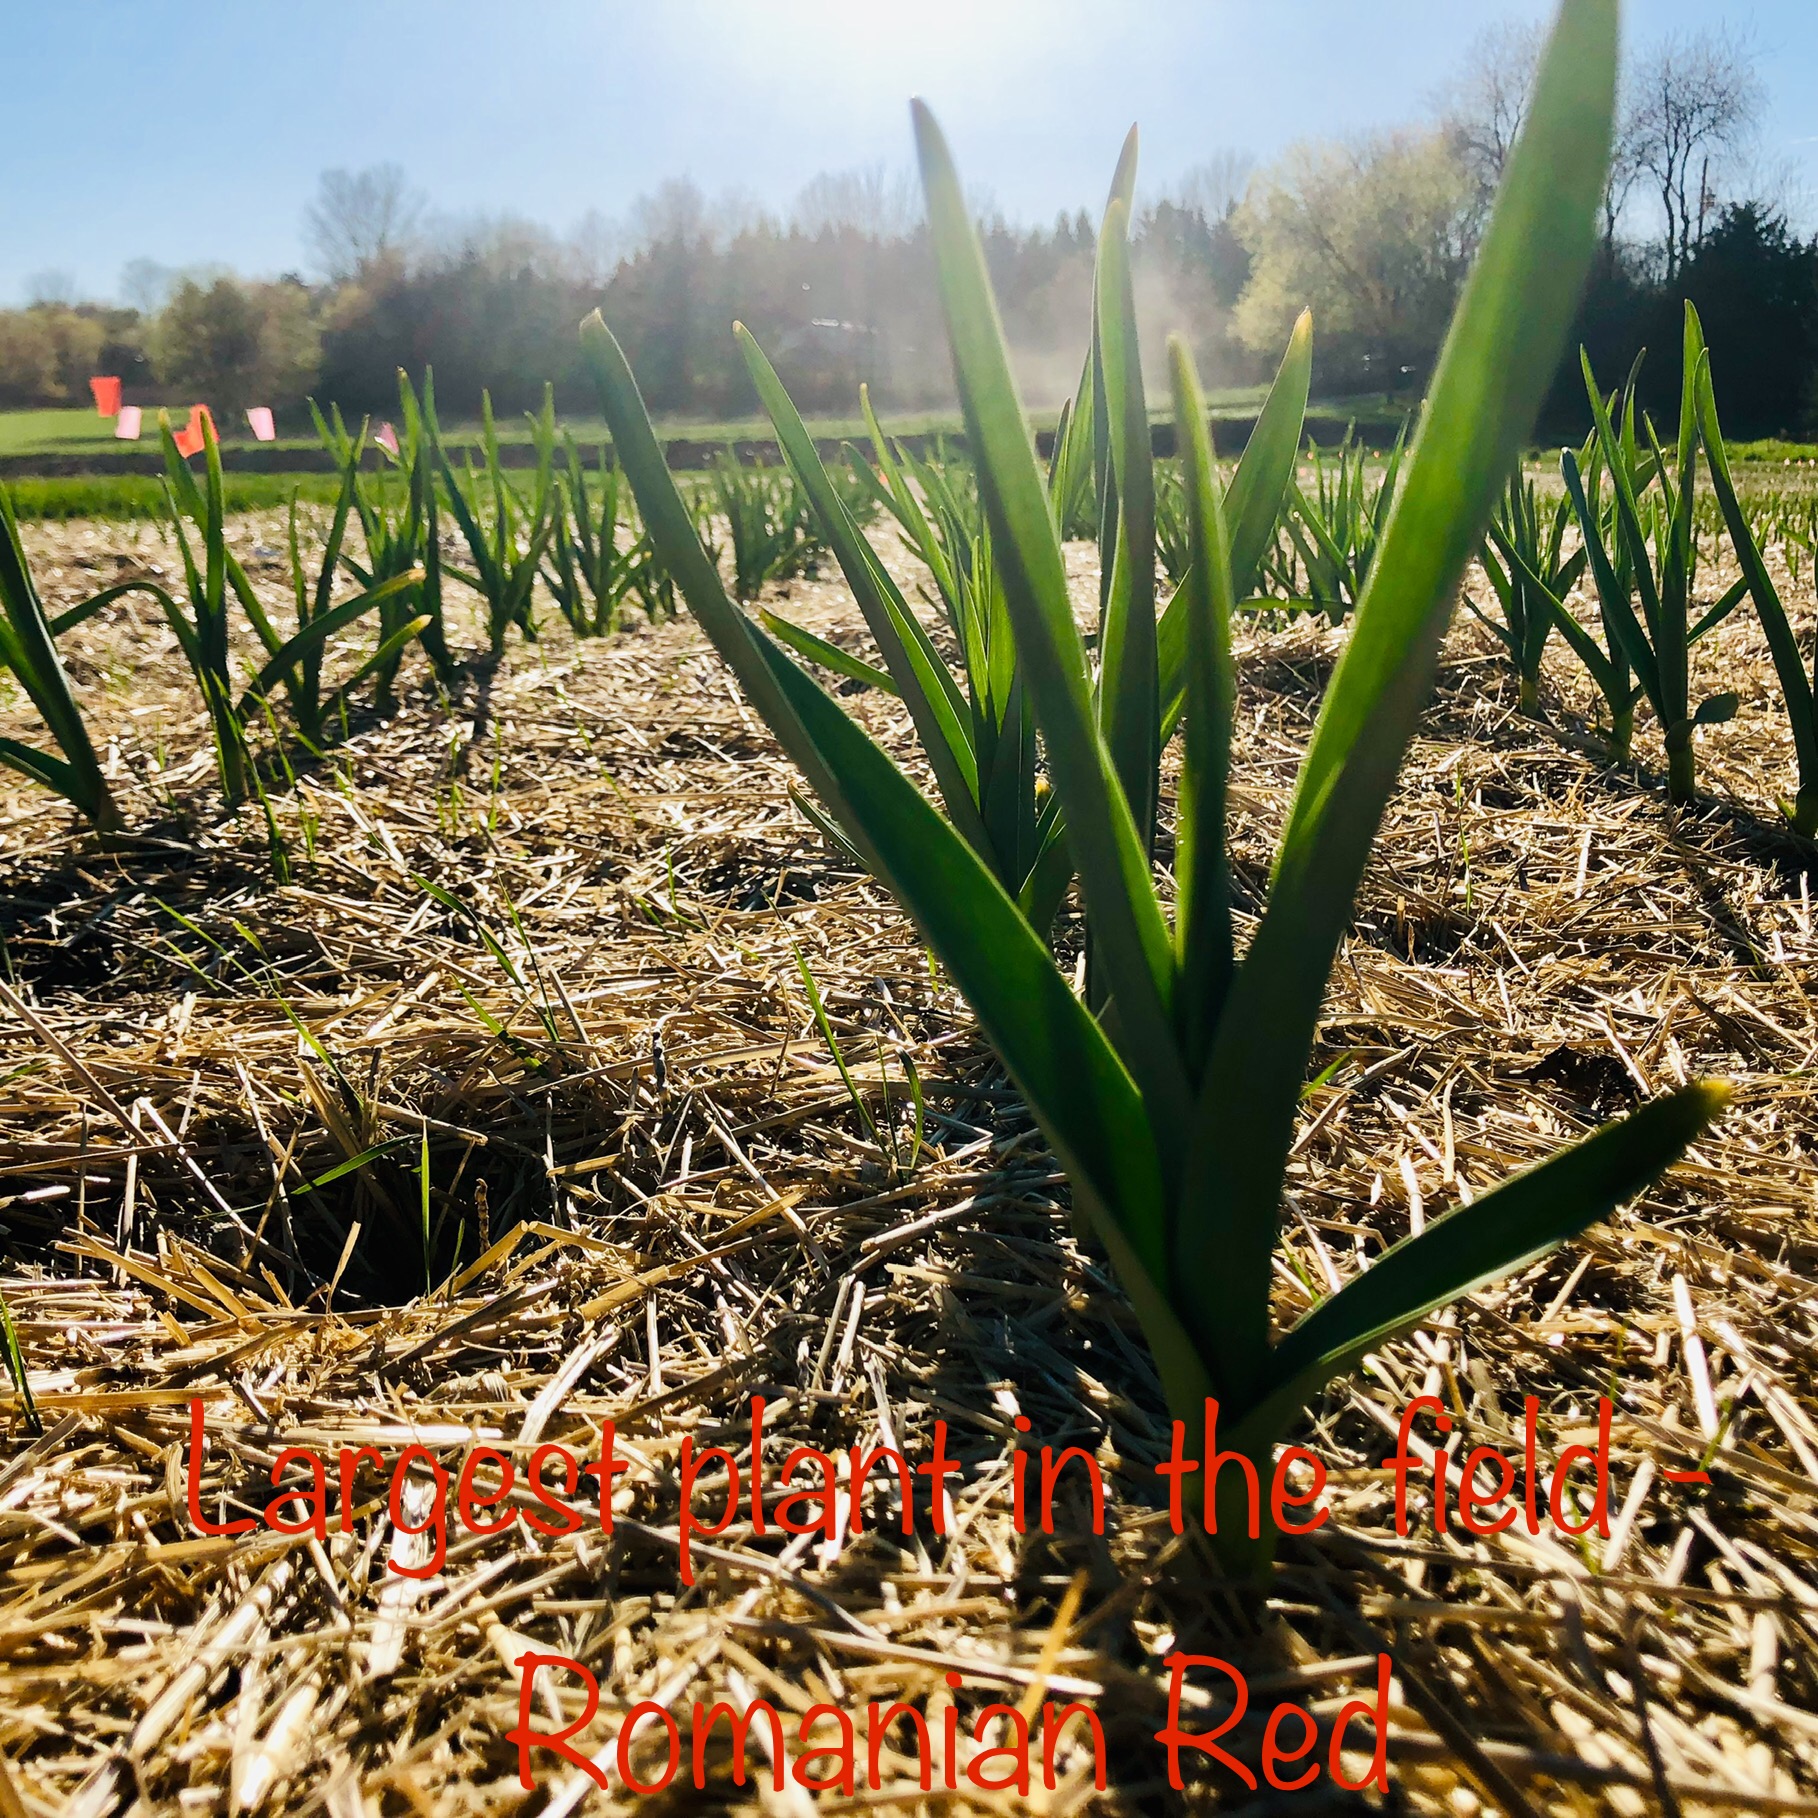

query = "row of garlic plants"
[0,373,716,830]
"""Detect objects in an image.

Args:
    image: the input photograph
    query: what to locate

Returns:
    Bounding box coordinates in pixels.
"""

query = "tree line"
[2,22,1811,438]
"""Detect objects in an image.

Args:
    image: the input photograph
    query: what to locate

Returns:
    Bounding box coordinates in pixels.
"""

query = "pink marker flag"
[246,406,276,442]
[114,405,143,441]
[374,421,400,457]
[89,376,122,417]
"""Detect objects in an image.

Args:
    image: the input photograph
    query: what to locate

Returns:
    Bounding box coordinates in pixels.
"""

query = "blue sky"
[8,0,1814,303]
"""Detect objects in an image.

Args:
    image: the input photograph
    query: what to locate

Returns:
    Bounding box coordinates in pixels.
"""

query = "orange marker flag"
[90,376,122,417]
[172,404,215,458]
[245,406,275,442]
[114,405,143,440]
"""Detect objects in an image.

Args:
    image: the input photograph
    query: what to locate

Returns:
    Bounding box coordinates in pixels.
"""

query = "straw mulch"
[0,507,1813,1817]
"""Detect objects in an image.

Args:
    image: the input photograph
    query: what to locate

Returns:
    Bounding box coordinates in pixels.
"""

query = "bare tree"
[119,258,175,315]
[965,182,1004,231]
[791,163,920,239]
[1628,30,1763,277]
[1732,151,1814,236]
[303,164,425,280]
[708,188,775,243]
[425,211,567,277]
[630,177,710,250]
[1172,149,1255,223]
[1442,21,1544,200]
[23,269,76,307]
[566,208,625,287]
[1441,21,1650,250]
[1601,93,1650,251]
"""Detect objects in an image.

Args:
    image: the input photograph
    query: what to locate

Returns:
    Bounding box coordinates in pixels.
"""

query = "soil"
[0,507,1813,1814]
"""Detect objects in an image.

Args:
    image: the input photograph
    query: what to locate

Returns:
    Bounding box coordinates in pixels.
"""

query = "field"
[0,406,968,460]
[0,484,1811,1811]
[4,402,1810,535]
[0,390,1298,462]
[0,409,127,457]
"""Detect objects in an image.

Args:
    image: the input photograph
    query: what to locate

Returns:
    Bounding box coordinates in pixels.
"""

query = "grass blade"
[0,487,121,830]
[1093,198,1160,850]
[1175,0,1618,1399]
[737,326,986,841]
[1159,310,1312,739]
[1236,1082,1727,1453]
[235,569,424,718]
[1167,338,1237,1077]
[0,1287,41,1436]
[759,610,901,694]
[1696,344,1818,830]
[794,946,882,1148]
[582,311,859,840]
[0,736,80,798]
[913,100,1188,1144]
[1225,310,1314,600]
[1560,446,1660,705]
